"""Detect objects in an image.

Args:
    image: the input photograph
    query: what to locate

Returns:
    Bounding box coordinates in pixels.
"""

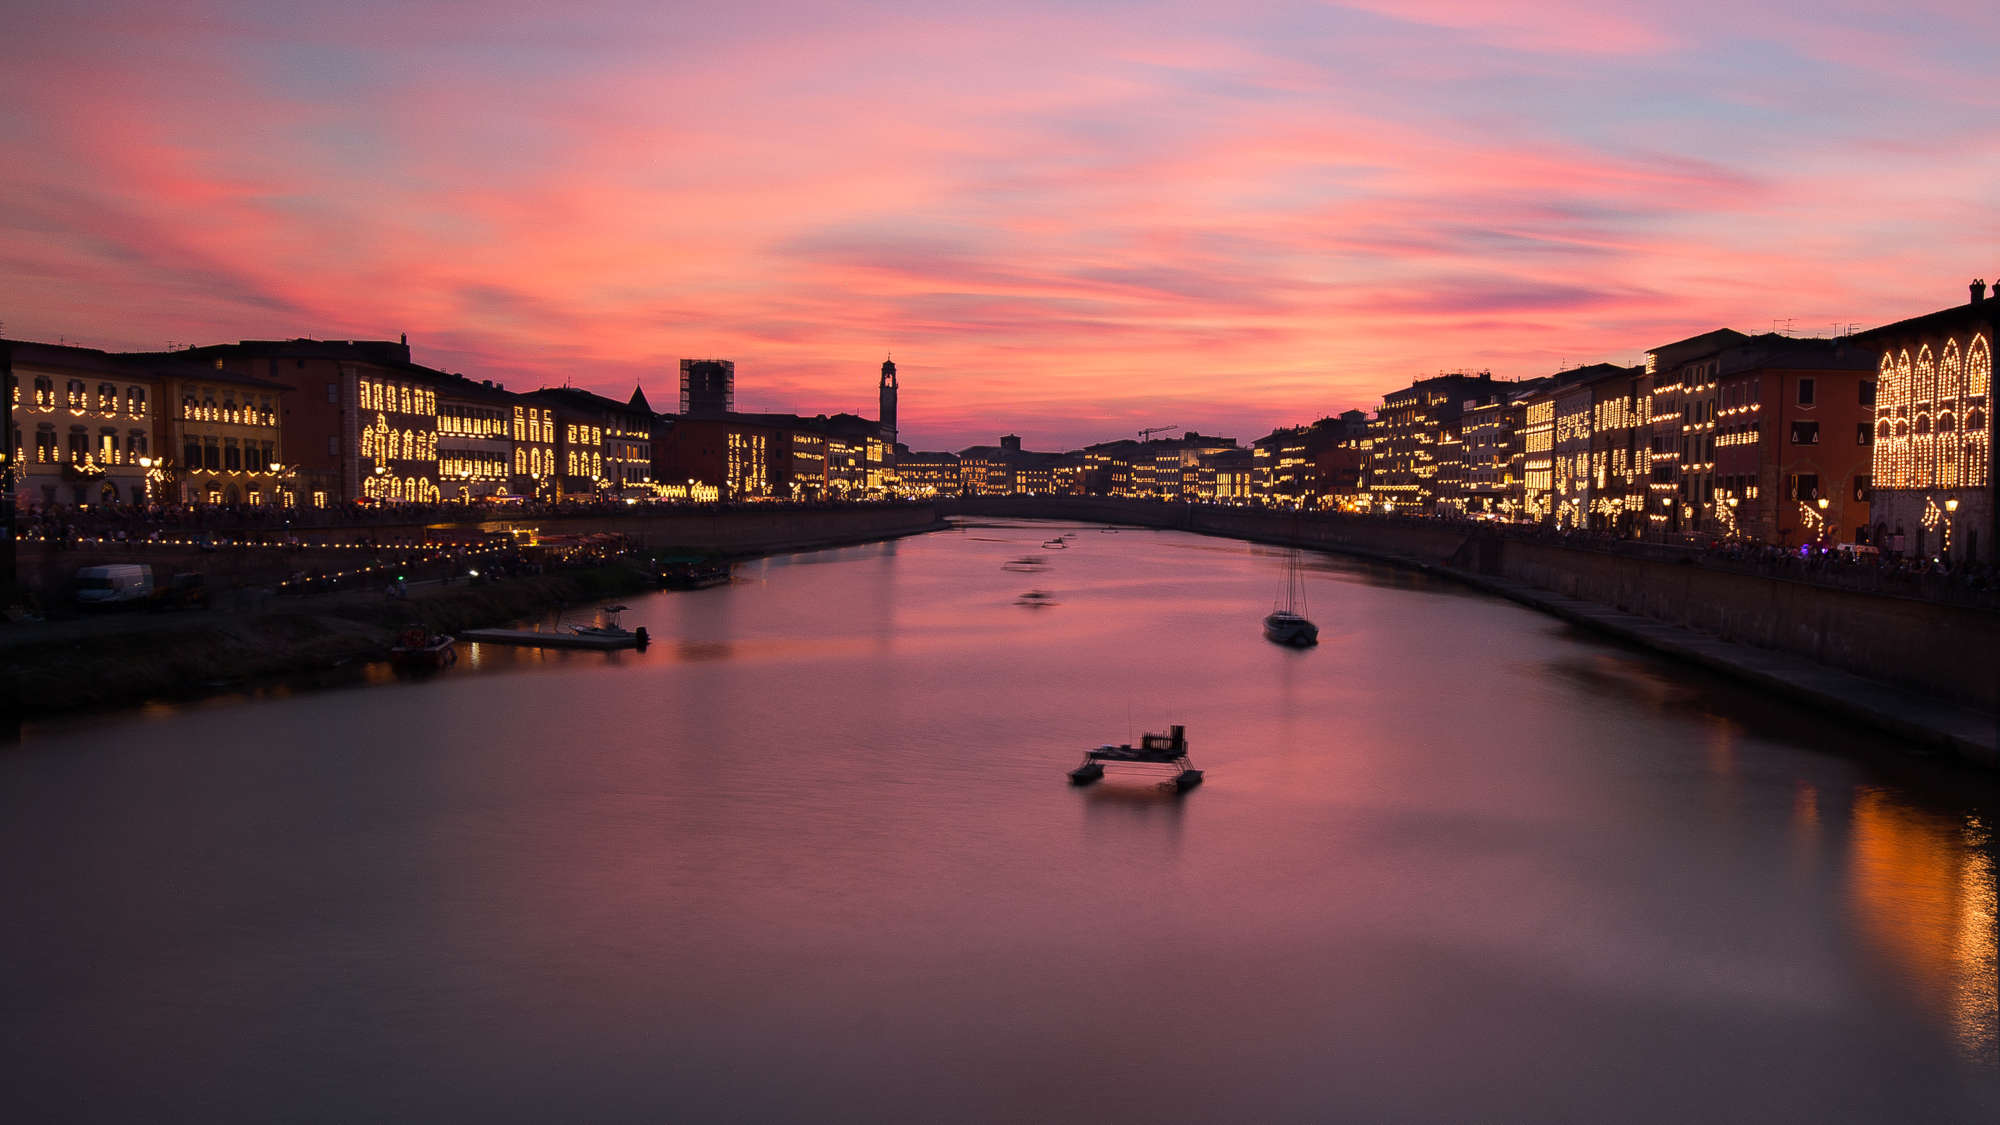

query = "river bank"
[5,506,949,722]
[2,565,657,720]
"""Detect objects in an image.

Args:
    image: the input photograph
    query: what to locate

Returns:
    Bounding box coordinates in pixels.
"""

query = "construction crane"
[1138,425,1179,441]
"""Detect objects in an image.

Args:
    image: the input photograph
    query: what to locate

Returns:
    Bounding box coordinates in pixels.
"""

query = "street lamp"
[1945,497,1960,513]
[1816,497,1829,511]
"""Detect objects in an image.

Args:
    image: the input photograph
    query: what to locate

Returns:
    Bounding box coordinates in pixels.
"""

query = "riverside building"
[1853,282,1997,564]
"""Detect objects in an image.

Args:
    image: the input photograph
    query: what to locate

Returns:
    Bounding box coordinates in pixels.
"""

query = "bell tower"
[879,354,898,442]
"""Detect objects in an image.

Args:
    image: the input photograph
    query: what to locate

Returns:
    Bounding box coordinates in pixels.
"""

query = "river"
[4,518,1996,1122]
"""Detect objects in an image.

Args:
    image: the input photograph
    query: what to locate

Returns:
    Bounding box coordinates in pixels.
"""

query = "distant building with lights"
[1369,372,1505,513]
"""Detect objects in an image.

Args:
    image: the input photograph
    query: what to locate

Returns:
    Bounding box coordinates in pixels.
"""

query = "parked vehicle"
[75,564,155,607]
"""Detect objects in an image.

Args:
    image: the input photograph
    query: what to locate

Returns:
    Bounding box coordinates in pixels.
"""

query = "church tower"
[879,355,898,442]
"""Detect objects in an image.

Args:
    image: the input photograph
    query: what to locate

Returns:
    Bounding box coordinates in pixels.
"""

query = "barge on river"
[1067,724,1203,791]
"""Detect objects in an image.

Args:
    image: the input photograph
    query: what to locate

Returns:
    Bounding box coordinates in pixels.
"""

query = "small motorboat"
[1002,556,1046,573]
[1016,589,1057,608]
[389,625,457,670]
[1040,538,1068,549]
[570,605,649,646]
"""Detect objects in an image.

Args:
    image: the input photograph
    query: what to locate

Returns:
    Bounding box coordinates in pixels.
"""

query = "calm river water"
[4,519,1998,1122]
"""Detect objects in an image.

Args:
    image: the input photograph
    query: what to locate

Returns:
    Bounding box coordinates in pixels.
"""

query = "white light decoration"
[1874,332,1990,492]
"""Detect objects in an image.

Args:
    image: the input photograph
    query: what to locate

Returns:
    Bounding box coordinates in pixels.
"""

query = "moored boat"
[389,625,457,670]
[1264,547,1318,647]
[1263,610,1318,647]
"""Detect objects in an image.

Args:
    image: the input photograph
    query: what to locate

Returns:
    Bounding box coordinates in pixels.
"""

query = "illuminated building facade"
[1586,365,1650,534]
[1253,428,1308,507]
[1460,400,1515,517]
[1551,378,1595,529]
[1210,448,1255,503]
[1644,330,1745,535]
[653,416,779,500]
[526,387,655,498]
[155,361,288,507]
[1853,286,1997,563]
[955,434,1084,496]
[1369,372,1502,513]
[178,338,447,506]
[1709,335,1879,547]
[6,342,157,508]
[435,376,515,501]
[512,400,557,497]
[896,450,960,497]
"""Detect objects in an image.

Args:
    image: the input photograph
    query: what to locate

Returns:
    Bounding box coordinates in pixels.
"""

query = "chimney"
[1001,434,1022,452]
[1972,279,1988,303]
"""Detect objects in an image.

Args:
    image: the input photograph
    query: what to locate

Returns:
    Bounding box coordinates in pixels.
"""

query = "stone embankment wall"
[948,497,2000,711]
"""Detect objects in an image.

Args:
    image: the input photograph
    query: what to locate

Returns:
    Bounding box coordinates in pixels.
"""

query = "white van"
[75,564,155,606]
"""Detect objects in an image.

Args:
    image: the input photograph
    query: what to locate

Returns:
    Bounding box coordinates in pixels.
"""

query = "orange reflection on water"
[1848,788,1998,1066]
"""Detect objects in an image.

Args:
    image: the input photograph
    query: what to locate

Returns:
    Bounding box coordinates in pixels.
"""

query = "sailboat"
[1263,549,1319,647]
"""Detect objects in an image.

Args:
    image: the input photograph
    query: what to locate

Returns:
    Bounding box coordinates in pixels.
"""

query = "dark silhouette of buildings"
[680,359,734,417]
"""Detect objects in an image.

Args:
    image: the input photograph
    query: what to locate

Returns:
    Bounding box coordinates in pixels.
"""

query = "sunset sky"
[4,1,1997,449]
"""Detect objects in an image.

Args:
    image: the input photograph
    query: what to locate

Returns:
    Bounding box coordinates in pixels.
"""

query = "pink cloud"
[1,1,1996,449]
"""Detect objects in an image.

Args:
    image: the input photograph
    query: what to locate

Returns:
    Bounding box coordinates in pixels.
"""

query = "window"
[1859,380,1876,406]
[1853,475,1872,502]
[1797,378,1815,406]
[203,440,220,471]
[184,439,201,466]
[326,383,338,404]
[34,376,52,407]
[1791,421,1819,445]
[67,427,87,460]
[1789,472,1820,500]
[1857,422,1873,446]
[128,386,145,413]
[327,435,338,456]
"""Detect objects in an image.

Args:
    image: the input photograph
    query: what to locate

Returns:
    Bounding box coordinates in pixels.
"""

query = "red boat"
[389,626,458,670]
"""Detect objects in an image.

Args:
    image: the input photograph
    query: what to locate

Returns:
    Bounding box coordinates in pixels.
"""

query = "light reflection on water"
[2,518,1997,1122]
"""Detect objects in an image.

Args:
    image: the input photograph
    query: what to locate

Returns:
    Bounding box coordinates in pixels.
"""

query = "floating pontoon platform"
[1068,724,1202,790]
[459,627,647,650]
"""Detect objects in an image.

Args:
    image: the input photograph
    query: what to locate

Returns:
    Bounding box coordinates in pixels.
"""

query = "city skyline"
[5,2,1999,450]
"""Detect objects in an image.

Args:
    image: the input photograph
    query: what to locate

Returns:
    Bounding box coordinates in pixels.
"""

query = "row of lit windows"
[438,405,507,437]
[512,406,555,444]
[182,397,276,426]
[564,450,605,478]
[359,380,436,417]
[439,452,509,480]
[515,446,555,477]
[19,426,151,465]
[360,416,438,463]
[17,377,149,417]
[361,475,442,503]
